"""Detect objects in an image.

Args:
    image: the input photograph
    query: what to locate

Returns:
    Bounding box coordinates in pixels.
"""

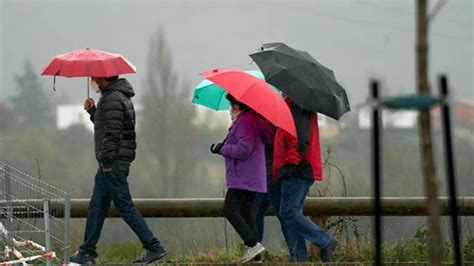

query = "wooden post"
[416,0,442,265]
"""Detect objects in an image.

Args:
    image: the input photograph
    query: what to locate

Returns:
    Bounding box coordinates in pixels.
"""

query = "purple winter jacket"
[220,111,274,193]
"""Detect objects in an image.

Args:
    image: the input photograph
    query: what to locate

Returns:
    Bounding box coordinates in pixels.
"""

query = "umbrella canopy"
[250,42,350,120]
[192,70,279,110]
[200,68,297,138]
[41,48,136,78]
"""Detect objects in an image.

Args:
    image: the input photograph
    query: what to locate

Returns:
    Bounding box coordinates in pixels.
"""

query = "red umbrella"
[41,48,136,96]
[201,68,297,138]
[41,48,136,77]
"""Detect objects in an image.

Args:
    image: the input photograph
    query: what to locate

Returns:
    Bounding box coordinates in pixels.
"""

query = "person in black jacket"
[70,76,166,264]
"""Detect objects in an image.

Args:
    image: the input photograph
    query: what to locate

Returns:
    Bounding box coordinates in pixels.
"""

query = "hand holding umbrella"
[83,98,95,111]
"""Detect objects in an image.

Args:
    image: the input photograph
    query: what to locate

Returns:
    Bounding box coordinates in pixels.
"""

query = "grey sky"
[1,0,472,107]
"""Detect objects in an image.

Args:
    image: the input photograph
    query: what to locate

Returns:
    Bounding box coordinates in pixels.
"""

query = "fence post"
[63,195,71,263]
[43,199,52,266]
[439,74,462,265]
[370,80,382,265]
[4,164,14,261]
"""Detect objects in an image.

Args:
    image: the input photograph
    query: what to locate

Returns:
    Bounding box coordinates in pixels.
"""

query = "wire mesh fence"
[0,161,70,265]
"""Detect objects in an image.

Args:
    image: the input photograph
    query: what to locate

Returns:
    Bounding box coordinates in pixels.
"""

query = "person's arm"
[220,117,257,160]
[99,98,124,168]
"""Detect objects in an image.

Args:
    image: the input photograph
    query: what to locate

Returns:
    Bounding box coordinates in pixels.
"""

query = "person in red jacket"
[273,97,338,262]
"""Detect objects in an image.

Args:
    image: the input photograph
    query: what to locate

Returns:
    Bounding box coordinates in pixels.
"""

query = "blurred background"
[0,0,472,255]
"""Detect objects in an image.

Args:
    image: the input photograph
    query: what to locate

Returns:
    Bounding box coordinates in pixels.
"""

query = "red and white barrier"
[1,222,55,265]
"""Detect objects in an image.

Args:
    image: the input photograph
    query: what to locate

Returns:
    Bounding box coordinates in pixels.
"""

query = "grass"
[86,231,473,264]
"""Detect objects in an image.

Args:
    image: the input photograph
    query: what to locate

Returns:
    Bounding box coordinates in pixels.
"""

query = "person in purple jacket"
[210,94,271,263]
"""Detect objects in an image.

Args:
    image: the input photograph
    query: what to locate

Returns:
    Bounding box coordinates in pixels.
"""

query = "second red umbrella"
[200,68,297,138]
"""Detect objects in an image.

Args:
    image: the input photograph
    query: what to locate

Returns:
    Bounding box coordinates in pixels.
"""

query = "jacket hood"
[105,78,135,98]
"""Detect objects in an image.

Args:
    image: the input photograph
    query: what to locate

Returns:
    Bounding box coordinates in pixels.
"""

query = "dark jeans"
[280,178,332,259]
[223,188,258,247]
[254,175,308,262]
[79,164,161,257]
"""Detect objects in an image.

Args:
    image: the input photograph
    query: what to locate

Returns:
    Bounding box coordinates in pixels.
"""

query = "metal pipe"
[87,76,90,98]
[43,199,52,266]
[4,164,14,261]
[371,79,382,266]
[63,195,71,263]
[439,74,462,265]
[1,197,473,218]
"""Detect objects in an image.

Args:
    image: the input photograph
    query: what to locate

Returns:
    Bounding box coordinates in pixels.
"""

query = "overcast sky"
[1,0,472,107]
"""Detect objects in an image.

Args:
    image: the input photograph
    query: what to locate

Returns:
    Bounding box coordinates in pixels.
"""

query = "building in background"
[318,114,341,139]
[355,99,473,130]
[431,99,474,128]
[357,104,418,129]
[56,105,94,132]
[432,100,474,146]
[56,104,142,132]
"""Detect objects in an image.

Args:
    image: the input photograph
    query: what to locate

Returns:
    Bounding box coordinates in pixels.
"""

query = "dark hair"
[226,94,249,111]
[106,76,119,81]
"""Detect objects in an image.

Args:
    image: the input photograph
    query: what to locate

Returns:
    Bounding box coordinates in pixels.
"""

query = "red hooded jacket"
[273,100,323,181]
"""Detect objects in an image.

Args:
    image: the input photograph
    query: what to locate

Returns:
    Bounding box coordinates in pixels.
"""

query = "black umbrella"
[250,42,350,120]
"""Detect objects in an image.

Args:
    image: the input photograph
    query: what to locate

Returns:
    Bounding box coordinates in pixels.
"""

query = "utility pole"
[416,0,442,265]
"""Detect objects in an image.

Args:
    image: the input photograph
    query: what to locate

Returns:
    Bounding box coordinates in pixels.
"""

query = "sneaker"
[320,238,338,262]
[69,251,96,265]
[240,242,265,263]
[252,254,264,263]
[132,247,166,264]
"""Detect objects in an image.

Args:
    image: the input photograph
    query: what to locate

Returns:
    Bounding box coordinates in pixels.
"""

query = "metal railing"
[0,162,70,265]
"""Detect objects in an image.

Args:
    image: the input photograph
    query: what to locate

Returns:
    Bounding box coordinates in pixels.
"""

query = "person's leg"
[106,164,162,252]
[223,189,257,247]
[253,191,271,243]
[78,168,111,258]
[238,190,266,263]
[241,190,259,244]
[268,177,307,262]
[280,178,332,250]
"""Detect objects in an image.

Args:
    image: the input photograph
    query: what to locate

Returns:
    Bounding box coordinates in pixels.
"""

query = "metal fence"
[0,161,70,265]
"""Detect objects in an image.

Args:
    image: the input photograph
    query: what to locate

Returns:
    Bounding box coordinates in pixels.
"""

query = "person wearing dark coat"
[70,76,165,264]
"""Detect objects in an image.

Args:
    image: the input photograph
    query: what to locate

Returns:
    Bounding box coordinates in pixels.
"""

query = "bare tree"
[141,28,198,197]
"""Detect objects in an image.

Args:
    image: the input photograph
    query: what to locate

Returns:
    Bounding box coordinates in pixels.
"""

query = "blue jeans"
[79,164,161,257]
[254,175,308,262]
[280,178,332,260]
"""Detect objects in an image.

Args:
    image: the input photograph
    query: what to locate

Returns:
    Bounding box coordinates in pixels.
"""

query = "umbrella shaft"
[87,77,90,98]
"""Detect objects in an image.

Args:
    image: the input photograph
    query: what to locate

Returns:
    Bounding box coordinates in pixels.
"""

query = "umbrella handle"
[222,135,228,144]
[87,76,90,98]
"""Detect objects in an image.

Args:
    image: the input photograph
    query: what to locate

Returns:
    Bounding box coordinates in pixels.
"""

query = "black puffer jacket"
[88,78,136,166]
